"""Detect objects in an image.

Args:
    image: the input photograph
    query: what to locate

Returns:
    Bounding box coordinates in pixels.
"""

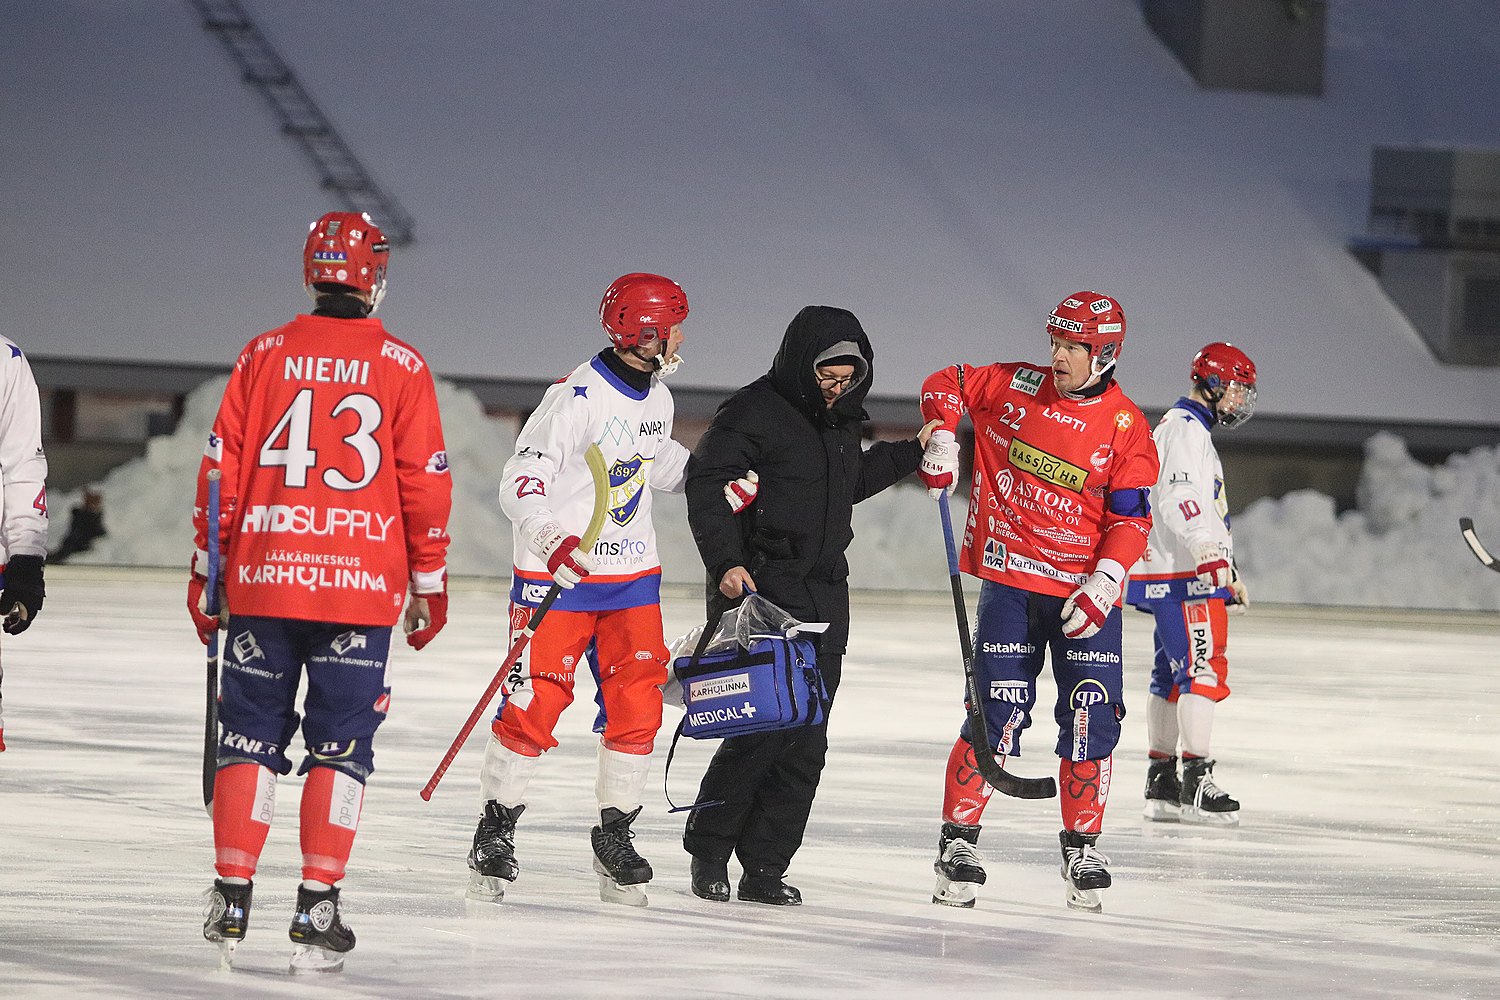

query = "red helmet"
[599,273,689,349]
[1191,342,1258,428]
[1047,291,1126,377]
[303,211,390,303]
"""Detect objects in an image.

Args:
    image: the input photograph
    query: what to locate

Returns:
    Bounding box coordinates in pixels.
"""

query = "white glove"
[527,520,596,589]
[724,470,759,514]
[919,429,959,499]
[1060,564,1123,640]
[1227,567,1249,614]
[1190,540,1232,589]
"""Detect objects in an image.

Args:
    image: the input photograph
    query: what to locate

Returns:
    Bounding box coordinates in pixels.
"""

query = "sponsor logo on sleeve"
[380,340,424,374]
[1114,410,1134,431]
[426,450,449,474]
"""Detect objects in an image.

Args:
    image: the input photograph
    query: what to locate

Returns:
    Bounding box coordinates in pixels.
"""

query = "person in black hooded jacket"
[681,304,937,905]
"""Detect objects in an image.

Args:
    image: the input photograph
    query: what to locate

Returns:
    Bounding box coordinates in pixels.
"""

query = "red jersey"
[193,314,452,626]
[920,361,1159,599]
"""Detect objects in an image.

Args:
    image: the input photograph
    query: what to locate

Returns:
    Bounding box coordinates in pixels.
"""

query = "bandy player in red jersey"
[190,212,452,971]
[917,291,1159,913]
[465,273,691,908]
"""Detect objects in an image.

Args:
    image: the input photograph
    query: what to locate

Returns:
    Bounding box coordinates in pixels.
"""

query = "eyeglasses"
[815,372,856,390]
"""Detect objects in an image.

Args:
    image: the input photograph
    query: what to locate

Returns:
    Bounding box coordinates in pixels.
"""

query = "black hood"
[767,305,873,425]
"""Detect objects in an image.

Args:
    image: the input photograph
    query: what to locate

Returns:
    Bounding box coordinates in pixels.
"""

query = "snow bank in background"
[47,382,1500,610]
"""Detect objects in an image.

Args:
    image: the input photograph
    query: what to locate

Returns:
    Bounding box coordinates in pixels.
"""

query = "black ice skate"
[690,856,731,902]
[467,800,525,902]
[1143,755,1182,823]
[932,822,987,908]
[738,869,802,906]
[203,878,252,969]
[1059,830,1112,914]
[591,806,652,907]
[287,884,356,974]
[1180,757,1240,827]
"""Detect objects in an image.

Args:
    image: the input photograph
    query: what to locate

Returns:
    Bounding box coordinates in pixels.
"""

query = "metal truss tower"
[187,0,416,245]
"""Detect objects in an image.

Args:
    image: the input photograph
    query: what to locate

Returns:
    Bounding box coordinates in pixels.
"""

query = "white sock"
[479,735,539,813]
[1177,693,1216,759]
[301,879,333,892]
[595,743,651,814]
[1145,694,1179,757]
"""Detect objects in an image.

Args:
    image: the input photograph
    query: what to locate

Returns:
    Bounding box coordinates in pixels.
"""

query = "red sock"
[300,766,364,884]
[941,736,995,825]
[1059,756,1112,834]
[213,762,276,879]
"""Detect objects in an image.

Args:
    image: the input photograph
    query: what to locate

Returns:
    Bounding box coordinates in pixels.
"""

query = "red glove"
[405,587,448,650]
[187,573,220,645]
[724,471,759,514]
[1190,541,1232,589]
[531,522,595,589]
[1060,566,1123,640]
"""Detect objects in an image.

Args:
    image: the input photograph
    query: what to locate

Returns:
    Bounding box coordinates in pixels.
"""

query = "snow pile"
[48,381,1500,610]
[1233,433,1500,611]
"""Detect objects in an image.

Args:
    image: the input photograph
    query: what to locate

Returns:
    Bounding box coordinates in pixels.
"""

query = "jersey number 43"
[260,388,383,491]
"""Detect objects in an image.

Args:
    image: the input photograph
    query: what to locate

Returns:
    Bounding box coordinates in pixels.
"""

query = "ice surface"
[0,569,1496,998]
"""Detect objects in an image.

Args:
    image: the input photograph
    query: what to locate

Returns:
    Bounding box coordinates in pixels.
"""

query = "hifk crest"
[607,454,648,526]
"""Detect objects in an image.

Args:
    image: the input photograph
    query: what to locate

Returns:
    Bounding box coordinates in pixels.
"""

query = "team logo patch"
[1009,368,1045,396]
[1114,410,1133,431]
[607,454,648,526]
[1008,439,1088,493]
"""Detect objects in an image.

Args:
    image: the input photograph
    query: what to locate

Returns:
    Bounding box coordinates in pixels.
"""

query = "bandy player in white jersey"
[467,272,692,907]
[1125,342,1257,826]
[0,335,50,752]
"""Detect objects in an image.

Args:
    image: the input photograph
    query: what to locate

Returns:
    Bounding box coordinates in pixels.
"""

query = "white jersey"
[1126,398,1231,605]
[0,337,48,564]
[501,353,690,611]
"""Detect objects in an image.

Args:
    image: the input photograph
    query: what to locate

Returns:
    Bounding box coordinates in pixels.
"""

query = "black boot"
[288,884,356,973]
[204,878,252,952]
[1059,830,1112,913]
[932,822,986,907]
[738,868,802,906]
[1143,755,1182,822]
[469,801,525,881]
[1180,757,1240,826]
[591,806,653,886]
[691,856,731,902]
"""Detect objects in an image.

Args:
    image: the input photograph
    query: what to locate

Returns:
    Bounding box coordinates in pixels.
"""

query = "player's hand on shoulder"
[919,428,959,499]
[724,470,758,514]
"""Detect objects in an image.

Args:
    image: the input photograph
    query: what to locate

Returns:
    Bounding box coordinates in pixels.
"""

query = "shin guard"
[213,762,276,880]
[1059,756,1112,835]
[299,766,363,884]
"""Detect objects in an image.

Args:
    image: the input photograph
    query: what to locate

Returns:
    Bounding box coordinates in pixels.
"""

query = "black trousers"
[681,652,842,876]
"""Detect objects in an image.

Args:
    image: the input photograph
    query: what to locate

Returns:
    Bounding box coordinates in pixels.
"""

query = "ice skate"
[467,801,525,902]
[690,856,731,902]
[932,822,987,908]
[1180,757,1240,826]
[1142,755,1182,822]
[203,878,252,969]
[591,806,651,907]
[1059,830,1112,914]
[287,884,356,973]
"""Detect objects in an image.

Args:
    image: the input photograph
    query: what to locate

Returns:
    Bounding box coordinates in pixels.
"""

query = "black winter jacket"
[686,306,923,653]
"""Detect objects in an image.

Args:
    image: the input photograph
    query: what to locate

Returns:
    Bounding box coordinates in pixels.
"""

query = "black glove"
[2,554,45,634]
